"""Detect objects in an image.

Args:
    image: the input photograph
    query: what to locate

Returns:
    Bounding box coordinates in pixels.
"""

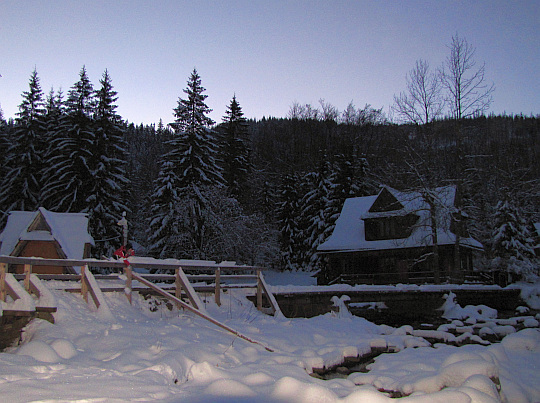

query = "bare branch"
[440,34,495,119]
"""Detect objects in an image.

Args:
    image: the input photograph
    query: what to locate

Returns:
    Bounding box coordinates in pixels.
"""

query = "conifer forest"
[1,53,539,279]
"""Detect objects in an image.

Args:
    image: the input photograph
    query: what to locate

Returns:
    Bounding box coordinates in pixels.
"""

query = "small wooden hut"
[0,207,94,274]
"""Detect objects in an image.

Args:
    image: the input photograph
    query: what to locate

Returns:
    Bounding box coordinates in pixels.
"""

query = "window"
[364,214,418,241]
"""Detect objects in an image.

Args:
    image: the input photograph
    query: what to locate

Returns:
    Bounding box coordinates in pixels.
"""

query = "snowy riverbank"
[0,274,539,402]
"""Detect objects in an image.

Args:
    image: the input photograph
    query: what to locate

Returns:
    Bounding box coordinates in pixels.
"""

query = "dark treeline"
[123,112,540,276]
[1,66,538,278]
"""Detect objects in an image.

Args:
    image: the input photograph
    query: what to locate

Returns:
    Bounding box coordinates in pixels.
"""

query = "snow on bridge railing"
[0,255,279,352]
[0,255,280,316]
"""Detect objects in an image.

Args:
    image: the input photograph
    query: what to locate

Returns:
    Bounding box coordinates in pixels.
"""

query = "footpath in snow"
[0,272,539,402]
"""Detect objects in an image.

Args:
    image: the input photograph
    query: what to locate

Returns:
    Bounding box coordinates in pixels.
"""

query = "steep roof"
[318,185,483,253]
[0,207,94,260]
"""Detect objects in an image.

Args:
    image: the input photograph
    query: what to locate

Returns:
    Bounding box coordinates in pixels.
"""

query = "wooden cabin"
[317,185,484,285]
[0,208,94,274]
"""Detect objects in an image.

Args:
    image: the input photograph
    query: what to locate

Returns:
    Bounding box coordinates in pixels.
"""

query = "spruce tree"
[491,200,537,279]
[300,158,333,270]
[171,69,223,189]
[0,69,47,221]
[43,66,96,212]
[41,88,64,209]
[148,69,222,258]
[221,95,250,200]
[491,200,536,261]
[89,70,130,256]
[277,174,302,270]
[147,157,180,258]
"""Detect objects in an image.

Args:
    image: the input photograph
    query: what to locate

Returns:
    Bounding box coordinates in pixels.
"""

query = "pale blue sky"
[1,1,539,124]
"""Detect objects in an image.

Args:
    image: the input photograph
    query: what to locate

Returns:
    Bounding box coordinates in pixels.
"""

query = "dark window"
[365,214,418,241]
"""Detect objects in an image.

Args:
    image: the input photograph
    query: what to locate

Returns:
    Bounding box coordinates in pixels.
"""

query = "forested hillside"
[121,111,540,274]
[0,66,538,278]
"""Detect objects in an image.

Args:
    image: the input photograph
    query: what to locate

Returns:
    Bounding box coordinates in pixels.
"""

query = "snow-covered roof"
[0,207,94,260]
[318,185,483,253]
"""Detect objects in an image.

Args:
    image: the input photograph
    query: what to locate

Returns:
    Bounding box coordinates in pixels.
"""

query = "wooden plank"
[131,272,274,352]
[83,269,104,310]
[1,310,33,317]
[214,268,221,306]
[80,265,89,304]
[0,256,266,273]
[175,266,205,313]
[124,265,132,304]
[35,306,57,313]
[257,270,263,311]
[24,264,32,292]
[174,268,182,302]
[0,263,6,302]
[257,271,283,317]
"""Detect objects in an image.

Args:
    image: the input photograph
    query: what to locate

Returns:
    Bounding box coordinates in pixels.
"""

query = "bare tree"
[340,101,386,125]
[392,59,443,124]
[440,34,495,120]
[287,101,306,119]
[341,101,357,125]
[318,99,339,122]
[287,101,319,120]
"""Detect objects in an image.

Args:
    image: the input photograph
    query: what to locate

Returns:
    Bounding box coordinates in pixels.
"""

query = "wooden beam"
[215,267,221,306]
[0,263,6,302]
[257,271,283,317]
[131,272,274,352]
[257,270,263,311]
[0,255,265,273]
[175,266,205,312]
[174,268,182,302]
[124,265,132,304]
[23,264,32,292]
[80,265,89,304]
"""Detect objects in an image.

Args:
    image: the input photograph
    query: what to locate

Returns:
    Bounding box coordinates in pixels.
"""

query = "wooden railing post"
[0,263,6,302]
[24,264,32,292]
[215,267,221,306]
[256,270,263,310]
[175,268,182,300]
[174,268,183,310]
[80,264,89,303]
[124,265,132,304]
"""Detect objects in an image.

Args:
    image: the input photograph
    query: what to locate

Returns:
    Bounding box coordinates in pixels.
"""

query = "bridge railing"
[0,256,280,316]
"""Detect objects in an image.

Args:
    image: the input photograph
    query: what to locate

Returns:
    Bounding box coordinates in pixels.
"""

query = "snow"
[0,273,35,312]
[0,273,539,402]
[29,273,56,309]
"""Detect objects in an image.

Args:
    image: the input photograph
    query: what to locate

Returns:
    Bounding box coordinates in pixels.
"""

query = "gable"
[27,211,52,232]
[369,187,404,213]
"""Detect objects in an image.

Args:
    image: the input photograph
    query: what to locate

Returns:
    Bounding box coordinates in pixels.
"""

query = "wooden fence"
[0,256,279,352]
[0,256,281,316]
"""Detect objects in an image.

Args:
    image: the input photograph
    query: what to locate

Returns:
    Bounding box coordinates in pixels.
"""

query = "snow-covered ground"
[1,272,540,402]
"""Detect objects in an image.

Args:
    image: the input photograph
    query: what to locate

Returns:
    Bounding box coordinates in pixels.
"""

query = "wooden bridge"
[0,256,281,351]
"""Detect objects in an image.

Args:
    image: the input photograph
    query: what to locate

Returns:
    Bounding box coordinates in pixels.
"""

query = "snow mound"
[500,328,540,351]
[50,338,78,359]
[16,340,61,363]
[205,379,256,397]
[272,376,338,402]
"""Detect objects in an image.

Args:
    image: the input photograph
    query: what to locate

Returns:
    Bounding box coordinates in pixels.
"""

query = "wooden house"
[0,207,94,274]
[317,185,483,285]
